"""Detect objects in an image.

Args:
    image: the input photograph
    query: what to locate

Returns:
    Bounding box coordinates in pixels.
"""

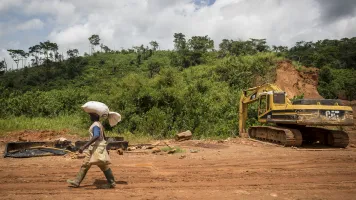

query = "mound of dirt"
[275,60,322,99]
[0,130,83,142]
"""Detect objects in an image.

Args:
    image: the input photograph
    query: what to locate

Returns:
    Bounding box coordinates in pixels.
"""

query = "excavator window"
[259,95,267,115]
[273,93,285,104]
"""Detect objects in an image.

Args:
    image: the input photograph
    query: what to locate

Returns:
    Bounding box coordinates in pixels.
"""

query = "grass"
[0,114,234,143]
[0,115,87,137]
[160,146,185,153]
[0,115,155,144]
[292,61,306,72]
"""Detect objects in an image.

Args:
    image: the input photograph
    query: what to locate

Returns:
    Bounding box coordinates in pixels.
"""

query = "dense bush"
[1,51,278,138]
[0,89,88,117]
[318,66,356,100]
[287,38,356,69]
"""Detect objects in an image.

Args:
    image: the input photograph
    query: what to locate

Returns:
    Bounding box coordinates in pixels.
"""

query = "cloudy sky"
[1,0,356,69]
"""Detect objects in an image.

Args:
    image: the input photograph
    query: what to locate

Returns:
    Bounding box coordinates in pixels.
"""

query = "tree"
[319,66,333,83]
[50,42,59,61]
[7,49,27,70]
[149,41,159,51]
[88,34,100,54]
[250,38,270,52]
[219,39,232,57]
[272,45,288,53]
[0,60,6,74]
[147,60,161,78]
[67,49,79,58]
[218,38,271,57]
[173,33,187,51]
[185,35,214,66]
[171,33,191,68]
[39,40,58,65]
[133,45,152,65]
[229,40,255,56]
[188,35,214,52]
[100,44,111,53]
[29,44,41,66]
[344,77,356,100]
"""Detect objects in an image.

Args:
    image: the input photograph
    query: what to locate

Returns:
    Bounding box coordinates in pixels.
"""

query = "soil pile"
[275,60,322,99]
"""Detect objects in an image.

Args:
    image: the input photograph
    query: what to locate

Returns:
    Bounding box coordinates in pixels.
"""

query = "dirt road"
[1,138,356,200]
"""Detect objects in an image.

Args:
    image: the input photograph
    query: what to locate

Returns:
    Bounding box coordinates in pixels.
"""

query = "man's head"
[89,113,100,122]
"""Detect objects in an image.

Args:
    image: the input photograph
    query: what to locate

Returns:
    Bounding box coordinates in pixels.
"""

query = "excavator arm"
[238,83,288,135]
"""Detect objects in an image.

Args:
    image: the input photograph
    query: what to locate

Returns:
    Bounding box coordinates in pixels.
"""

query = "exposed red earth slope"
[275,60,322,99]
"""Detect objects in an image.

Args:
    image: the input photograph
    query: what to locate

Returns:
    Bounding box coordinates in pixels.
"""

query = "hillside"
[1,36,356,139]
[0,51,283,138]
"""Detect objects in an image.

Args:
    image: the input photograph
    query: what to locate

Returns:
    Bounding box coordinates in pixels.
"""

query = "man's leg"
[67,150,91,187]
[98,164,116,188]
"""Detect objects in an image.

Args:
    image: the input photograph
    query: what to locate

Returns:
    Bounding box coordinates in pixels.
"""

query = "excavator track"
[248,126,302,147]
[248,126,349,148]
[299,127,349,148]
[328,130,350,148]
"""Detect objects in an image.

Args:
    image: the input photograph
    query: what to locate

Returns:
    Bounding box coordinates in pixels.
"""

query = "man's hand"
[78,146,85,154]
[79,136,99,154]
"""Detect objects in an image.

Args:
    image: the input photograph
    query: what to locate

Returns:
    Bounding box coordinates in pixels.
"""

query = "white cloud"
[1,0,356,62]
[46,0,331,53]
[0,0,23,11]
[23,0,77,24]
[16,19,44,31]
[49,24,91,47]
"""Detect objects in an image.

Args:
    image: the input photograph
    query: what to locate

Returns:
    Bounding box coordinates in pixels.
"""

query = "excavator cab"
[258,94,268,116]
[258,91,287,120]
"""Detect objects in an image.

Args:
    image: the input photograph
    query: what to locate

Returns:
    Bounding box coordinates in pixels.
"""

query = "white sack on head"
[108,112,121,127]
[81,101,109,117]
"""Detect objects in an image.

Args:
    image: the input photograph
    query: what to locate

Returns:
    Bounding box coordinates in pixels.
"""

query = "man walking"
[67,113,116,188]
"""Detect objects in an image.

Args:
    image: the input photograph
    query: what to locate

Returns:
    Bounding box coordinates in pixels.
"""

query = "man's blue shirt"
[93,126,100,137]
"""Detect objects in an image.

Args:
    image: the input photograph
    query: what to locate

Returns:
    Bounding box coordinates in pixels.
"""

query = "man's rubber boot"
[100,168,116,189]
[67,167,89,187]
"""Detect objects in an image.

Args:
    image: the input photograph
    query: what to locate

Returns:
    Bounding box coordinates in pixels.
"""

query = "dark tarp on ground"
[3,138,128,158]
[5,147,69,158]
[3,141,75,158]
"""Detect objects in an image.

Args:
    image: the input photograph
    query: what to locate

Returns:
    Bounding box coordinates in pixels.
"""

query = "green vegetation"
[160,146,185,153]
[1,34,355,139]
[287,38,356,69]
[291,93,305,101]
[318,66,356,100]
[287,38,356,100]
[0,114,85,136]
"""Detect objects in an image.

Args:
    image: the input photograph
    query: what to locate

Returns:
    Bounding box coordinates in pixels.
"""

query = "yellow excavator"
[239,83,354,147]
